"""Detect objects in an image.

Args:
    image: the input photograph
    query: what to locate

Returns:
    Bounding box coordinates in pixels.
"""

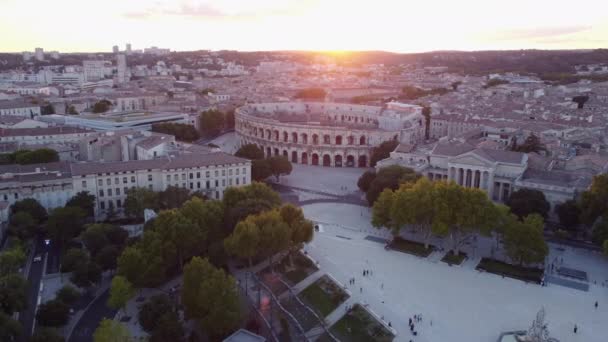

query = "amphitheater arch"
[334,155,343,167]
[323,154,331,167]
[312,153,319,165]
[358,155,368,167]
[302,152,309,165]
[292,132,298,143]
[291,151,298,163]
[346,155,355,167]
[360,136,366,145]
[335,135,343,145]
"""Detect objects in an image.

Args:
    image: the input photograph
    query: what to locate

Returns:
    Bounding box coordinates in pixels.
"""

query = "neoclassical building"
[377,141,593,212]
[235,101,425,167]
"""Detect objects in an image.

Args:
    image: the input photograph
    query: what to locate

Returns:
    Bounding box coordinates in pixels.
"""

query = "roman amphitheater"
[235,101,426,167]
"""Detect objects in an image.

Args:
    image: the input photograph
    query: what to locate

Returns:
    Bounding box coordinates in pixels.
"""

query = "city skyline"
[2,0,608,53]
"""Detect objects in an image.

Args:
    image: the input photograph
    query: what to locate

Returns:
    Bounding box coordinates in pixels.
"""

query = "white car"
[33,255,42,262]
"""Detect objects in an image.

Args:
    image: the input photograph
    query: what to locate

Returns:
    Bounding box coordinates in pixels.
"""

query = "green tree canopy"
[70,262,101,289]
[580,174,608,225]
[0,246,26,276]
[117,246,146,288]
[199,109,225,137]
[10,198,47,223]
[267,156,292,181]
[60,248,89,273]
[108,276,134,312]
[0,273,28,315]
[8,212,37,240]
[235,144,265,160]
[224,220,260,267]
[0,311,21,342]
[66,191,96,217]
[56,285,81,306]
[93,319,132,342]
[124,187,159,220]
[36,299,70,327]
[138,294,175,333]
[11,148,59,165]
[555,200,581,228]
[151,123,200,142]
[47,206,86,254]
[370,140,399,167]
[181,257,240,338]
[251,159,272,181]
[506,188,550,220]
[357,171,376,193]
[512,134,546,153]
[366,165,420,205]
[92,99,112,113]
[30,327,63,342]
[504,214,548,266]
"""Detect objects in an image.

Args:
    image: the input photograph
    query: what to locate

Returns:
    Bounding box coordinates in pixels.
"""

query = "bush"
[36,300,70,327]
[56,285,81,305]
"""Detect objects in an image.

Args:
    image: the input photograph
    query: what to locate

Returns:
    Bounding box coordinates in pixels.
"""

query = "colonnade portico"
[442,166,512,201]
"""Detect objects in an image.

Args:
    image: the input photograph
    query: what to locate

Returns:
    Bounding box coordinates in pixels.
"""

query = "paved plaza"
[302,202,608,342]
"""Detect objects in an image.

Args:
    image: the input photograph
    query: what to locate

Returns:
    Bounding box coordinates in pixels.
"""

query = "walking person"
[595,301,599,309]
[574,324,578,334]
[360,287,362,293]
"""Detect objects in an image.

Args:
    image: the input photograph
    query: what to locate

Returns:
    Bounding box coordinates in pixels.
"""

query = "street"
[18,237,45,340]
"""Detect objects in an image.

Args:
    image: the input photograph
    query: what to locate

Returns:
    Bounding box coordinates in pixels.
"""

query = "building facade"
[235,101,425,167]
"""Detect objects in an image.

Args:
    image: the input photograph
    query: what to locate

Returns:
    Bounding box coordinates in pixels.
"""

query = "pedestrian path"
[427,251,446,263]
[461,256,481,270]
[280,270,325,300]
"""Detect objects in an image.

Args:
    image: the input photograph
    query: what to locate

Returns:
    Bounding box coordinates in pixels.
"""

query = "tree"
[36,299,69,327]
[294,88,326,99]
[10,198,47,223]
[512,134,546,153]
[199,109,225,137]
[235,144,264,160]
[105,225,129,246]
[30,327,63,342]
[268,156,292,181]
[150,209,200,271]
[0,274,28,315]
[108,276,134,313]
[151,123,199,142]
[357,171,376,192]
[81,224,111,256]
[251,159,272,181]
[56,285,80,306]
[158,185,192,210]
[224,220,260,267]
[390,177,437,247]
[556,200,580,228]
[180,197,220,249]
[117,246,146,288]
[150,311,184,342]
[124,187,159,219]
[67,105,78,115]
[92,99,112,113]
[138,294,174,333]
[47,206,86,254]
[93,319,132,342]
[0,311,21,342]
[70,262,101,288]
[506,189,550,220]
[366,165,419,205]
[96,245,120,271]
[61,248,88,273]
[8,212,37,240]
[580,174,608,225]
[66,191,96,217]
[572,95,589,109]
[13,148,59,165]
[250,209,291,267]
[504,214,548,266]
[591,216,608,247]
[372,189,396,231]
[0,246,26,275]
[280,204,313,263]
[370,140,399,167]
[181,257,240,337]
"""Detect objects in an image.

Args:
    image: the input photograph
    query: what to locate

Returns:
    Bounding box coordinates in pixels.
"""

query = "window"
[243,177,246,184]
[148,175,153,181]
[243,167,246,174]
[228,179,232,186]
[190,182,193,189]
[123,177,127,184]
[108,189,112,196]
[148,185,153,190]
[197,182,200,189]
[116,188,120,196]
[174,174,178,181]
[196,172,200,178]
[206,181,210,189]
[14,193,18,200]
[115,177,119,184]
[215,180,219,187]
[181,173,186,180]
[100,201,105,210]
[236,178,239,185]
[206,171,210,177]
[131,176,135,182]
[222,179,226,186]
[124,187,128,194]
[189,173,193,179]
[215,191,219,199]
[222,170,226,176]
[82,180,87,188]
[98,179,102,186]
[215,171,219,177]
[99,190,104,197]
[106,178,111,185]
[117,199,122,207]
[228,169,232,176]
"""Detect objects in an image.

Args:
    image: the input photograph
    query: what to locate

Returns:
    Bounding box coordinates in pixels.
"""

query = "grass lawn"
[476,258,543,284]
[275,252,319,285]
[330,304,394,342]
[388,237,433,257]
[300,275,349,317]
[441,251,467,266]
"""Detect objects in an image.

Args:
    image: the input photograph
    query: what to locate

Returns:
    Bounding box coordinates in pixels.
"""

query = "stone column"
[498,182,504,202]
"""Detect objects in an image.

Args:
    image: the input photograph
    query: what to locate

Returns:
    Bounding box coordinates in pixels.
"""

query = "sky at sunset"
[1,0,607,53]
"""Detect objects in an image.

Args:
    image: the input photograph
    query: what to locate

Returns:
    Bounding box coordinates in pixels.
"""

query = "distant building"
[83,60,108,82]
[116,54,128,84]
[126,43,132,54]
[34,48,44,61]
[112,45,119,54]
[0,101,42,118]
